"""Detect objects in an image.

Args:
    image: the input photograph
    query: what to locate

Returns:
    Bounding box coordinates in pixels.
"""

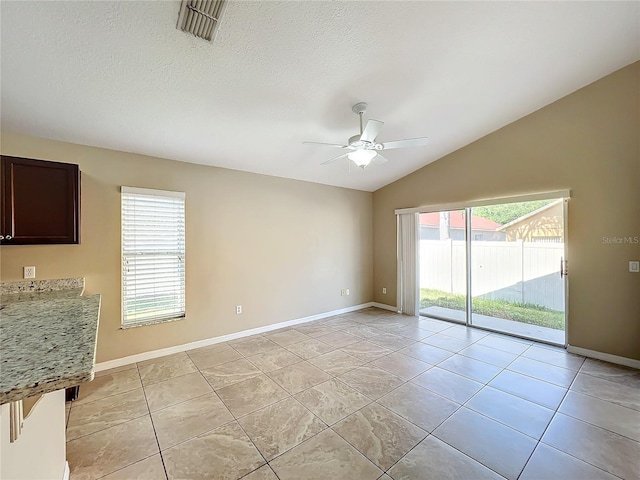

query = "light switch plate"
[630,261,639,273]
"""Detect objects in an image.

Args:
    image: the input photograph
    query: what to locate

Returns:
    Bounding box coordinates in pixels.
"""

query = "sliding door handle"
[560,258,568,277]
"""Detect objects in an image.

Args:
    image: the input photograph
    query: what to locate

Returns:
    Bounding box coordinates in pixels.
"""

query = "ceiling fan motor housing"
[348,135,384,150]
[348,134,365,147]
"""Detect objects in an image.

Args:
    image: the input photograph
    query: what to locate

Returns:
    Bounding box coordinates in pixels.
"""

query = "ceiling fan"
[303,102,429,169]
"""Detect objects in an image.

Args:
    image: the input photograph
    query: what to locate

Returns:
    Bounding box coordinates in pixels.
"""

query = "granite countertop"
[0,287,85,306]
[0,279,101,404]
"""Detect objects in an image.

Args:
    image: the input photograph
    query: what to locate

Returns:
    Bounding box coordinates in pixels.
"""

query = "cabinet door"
[1,156,80,245]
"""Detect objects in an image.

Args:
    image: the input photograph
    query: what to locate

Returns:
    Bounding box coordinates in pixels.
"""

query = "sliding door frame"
[562,198,569,347]
[465,207,473,326]
[403,190,571,347]
[396,190,571,216]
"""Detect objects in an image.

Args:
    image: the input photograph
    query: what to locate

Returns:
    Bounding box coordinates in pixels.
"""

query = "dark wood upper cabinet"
[1,156,80,245]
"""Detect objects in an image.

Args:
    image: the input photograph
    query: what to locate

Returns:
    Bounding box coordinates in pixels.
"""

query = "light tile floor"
[66,308,640,480]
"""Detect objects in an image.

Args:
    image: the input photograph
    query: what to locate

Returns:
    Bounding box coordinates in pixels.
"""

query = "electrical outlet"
[382,287,387,294]
[236,305,242,314]
[630,261,640,273]
[23,266,36,279]
[346,289,350,296]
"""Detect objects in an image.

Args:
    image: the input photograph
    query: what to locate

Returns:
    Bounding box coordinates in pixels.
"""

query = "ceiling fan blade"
[371,154,389,165]
[303,141,348,148]
[320,153,349,165]
[381,137,429,150]
[360,119,384,143]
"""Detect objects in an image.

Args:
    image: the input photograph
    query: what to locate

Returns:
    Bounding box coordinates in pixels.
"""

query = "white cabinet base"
[0,390,66,480]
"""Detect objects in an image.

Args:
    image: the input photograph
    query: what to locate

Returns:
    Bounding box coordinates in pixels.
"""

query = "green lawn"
[420,289,565,330]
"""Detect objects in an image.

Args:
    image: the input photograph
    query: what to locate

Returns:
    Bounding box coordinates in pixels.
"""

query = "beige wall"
[373,62,640,360]
[0,133,373,362]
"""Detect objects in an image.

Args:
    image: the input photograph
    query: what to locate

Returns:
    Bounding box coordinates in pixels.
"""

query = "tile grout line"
[229,314,417,473]
[151,361,237,451]
[527,366,636,478]
[551,396,640,443]
[374,321,566,479]
[327,410,409,475]
[410,343,522,478]
[65,371,146,441]
[511,334,591,479]
[380,340,518,479]
[300,315,514,476]
[467,341,639,473]
[518,441,626,480]
[84,365,168,480]
[310,358,431,475]
[427,354,528,479]
[137,362,170,480]
[93,453,160,480]
[197,342,334,479]
[65,409,151,443]
[68,383,141,409]
[194,350,328,476]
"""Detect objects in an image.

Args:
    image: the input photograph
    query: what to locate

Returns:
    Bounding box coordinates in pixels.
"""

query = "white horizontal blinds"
[121,187,186,326]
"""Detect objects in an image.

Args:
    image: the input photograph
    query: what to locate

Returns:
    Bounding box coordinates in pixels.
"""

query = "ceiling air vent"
[177,0,227,42]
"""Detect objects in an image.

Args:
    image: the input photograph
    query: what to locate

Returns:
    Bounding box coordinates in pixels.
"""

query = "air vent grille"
[177,0,227,42]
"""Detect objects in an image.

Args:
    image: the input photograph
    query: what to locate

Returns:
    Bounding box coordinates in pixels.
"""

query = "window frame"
[120,186,186,328]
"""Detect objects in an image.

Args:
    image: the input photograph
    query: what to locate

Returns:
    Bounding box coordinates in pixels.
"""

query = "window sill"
[120,315,186,330]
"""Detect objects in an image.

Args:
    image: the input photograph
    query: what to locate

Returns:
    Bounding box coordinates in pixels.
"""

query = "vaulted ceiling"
[1,1,638,191]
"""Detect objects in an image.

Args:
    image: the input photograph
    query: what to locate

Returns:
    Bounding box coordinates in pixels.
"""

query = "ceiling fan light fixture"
[348,149,377,167]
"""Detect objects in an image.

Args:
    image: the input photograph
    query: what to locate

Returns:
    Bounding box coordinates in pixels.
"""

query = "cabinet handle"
[5,235,12,240]
[0,235,4,240]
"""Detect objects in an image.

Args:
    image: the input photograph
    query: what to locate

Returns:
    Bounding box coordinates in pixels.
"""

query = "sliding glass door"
[417,197,567,345]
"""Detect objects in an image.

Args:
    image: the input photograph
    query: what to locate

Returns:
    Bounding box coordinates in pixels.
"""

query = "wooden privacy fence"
[420,239,565,311]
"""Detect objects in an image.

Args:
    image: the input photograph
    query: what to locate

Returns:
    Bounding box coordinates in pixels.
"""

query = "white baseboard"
[96,302,375,372]
[567,344,640,369]
[62,462,70,480]
[371,302,398,313]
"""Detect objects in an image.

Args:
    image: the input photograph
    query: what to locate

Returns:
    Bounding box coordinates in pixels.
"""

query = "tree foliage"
[472,200,554,225]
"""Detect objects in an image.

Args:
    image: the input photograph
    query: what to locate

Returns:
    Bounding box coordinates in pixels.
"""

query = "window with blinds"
[121,186,186,327]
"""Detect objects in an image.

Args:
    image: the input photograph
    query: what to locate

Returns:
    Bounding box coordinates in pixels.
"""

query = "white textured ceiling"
[1,1,639,191]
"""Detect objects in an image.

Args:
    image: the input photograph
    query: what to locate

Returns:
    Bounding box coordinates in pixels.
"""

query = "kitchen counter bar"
[0,279,100,404]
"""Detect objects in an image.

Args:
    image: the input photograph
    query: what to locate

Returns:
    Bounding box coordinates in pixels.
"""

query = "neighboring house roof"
[498,199,564,231]
[419,211,501,231]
